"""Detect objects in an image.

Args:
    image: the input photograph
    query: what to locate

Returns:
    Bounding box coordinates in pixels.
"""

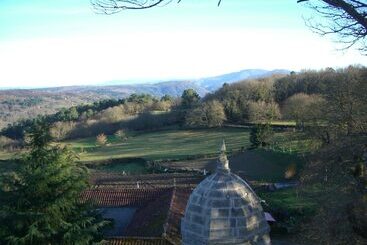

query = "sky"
[0,0,366,88]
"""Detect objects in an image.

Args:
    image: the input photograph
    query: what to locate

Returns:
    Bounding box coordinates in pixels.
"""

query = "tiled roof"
[80,186,192,243]
[90,172,204,188]
[106,237,172,245]
[83,173,272,241]
[83,169,275,244]
[125,189,174,237]
[81,188,170,207]
[164,188,192,244]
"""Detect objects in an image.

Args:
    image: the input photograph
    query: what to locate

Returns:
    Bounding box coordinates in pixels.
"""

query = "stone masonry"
[181,141,271,245]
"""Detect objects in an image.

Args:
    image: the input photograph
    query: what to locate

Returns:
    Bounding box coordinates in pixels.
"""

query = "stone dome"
[181,141,271,245]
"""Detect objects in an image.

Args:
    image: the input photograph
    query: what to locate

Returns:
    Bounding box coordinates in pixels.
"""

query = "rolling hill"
[0,68,289,129]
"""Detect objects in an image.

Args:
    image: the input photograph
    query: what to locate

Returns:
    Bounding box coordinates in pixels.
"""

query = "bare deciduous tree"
[91,0,367,52]
[91,0,222,14]
[298,0,367,52]
[91,0,177,14]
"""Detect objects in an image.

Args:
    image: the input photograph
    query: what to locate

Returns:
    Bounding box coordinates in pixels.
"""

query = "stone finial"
[181,139,271,245]
[217,140,230,173]
[221,139,226,152]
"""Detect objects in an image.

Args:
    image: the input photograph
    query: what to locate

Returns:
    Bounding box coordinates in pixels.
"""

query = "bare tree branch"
[91,0,367,53]
[298,0,367,53]
[91,0,174,14]
[91,0,224,14]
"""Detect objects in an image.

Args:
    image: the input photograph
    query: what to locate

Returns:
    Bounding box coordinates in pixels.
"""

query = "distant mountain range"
[35,69,290,97]
[193,69,290,92]
[0,68,290,129]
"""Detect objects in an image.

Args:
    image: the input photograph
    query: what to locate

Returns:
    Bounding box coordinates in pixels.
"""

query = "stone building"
[82,142,272,244]
[181,141,271,245]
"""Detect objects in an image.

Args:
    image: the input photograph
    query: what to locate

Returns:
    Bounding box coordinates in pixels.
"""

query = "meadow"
[0,127,308,181]
[64,127,252,162]
[59,127,306,182]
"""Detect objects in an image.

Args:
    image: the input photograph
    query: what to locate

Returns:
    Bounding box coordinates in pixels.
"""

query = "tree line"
[0,93,179,142]
[1,66,366,145]
[185,66,366,127]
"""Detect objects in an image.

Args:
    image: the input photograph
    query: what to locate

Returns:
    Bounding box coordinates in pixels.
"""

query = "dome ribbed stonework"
[181,142,271,245]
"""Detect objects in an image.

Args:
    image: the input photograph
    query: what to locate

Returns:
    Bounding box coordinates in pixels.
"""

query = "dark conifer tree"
[0,122,108,244]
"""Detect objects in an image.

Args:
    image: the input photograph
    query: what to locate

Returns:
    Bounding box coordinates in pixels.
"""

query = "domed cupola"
[181,141,271,245]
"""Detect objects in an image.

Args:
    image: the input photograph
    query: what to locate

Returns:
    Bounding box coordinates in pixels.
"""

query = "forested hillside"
[0,81,200,130]
[0,69,289,130]
[2,65,365,144]
[0,90,111,130]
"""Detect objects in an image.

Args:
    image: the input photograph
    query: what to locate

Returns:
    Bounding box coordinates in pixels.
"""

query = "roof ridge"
[163,187,176,238]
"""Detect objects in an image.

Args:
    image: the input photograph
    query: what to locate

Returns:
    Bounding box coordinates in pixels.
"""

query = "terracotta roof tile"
[164,188,192,244]
[81,188,170,207]
[82,174,202,244]
[125,189,174,237]
[90,172,204,188]
[106,237,172,245]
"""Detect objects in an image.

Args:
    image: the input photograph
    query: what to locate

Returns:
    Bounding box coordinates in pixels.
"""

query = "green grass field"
[259,187,318,213]
[0,127,310,179]
[65,128,307,181]
[271,131,321,154]
[64,128,252,162]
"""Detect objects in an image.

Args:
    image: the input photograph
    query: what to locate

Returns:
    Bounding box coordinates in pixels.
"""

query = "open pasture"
[65,128,252,162]
[0,128,307,181]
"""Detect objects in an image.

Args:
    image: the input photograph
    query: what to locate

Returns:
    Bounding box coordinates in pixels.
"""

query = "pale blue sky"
[0,0,365,87]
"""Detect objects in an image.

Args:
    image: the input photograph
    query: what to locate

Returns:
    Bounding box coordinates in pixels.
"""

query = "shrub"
[96,133,107,146]
[250,124,274,148]
[114,129,127,140]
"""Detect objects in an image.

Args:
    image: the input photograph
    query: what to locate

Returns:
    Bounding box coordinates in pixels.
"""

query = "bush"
[114,129,127,139]
[96,133,107,146]
[250,124,274,148]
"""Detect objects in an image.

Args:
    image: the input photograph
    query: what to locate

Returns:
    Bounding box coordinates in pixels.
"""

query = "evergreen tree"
[0,123,108,245]
[181,89,200,109]
[250,123,274,148]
